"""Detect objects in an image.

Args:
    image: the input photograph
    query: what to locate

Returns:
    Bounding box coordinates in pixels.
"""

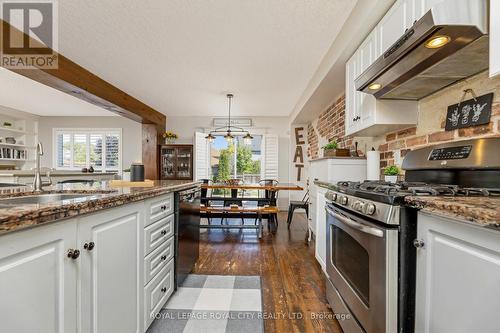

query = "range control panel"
[428,145,473,161]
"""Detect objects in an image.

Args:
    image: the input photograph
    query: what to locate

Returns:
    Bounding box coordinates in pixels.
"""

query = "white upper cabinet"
[345,53,359,135]
[344,0,419,137]
[378,0,410,56]
[491,0,500,78]
[357,30,378,126]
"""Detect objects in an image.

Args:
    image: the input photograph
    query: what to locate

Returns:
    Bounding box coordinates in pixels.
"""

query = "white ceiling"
[53,0,357,118]
[0,68,115,116]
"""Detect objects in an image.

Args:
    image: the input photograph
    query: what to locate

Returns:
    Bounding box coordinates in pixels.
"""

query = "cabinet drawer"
[146,194,174,226]
[144,214,174,256]
[144,236,175,286]
[144,258,174,329]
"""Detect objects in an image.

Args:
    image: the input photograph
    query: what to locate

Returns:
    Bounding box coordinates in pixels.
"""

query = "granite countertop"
[405,196,500,230]
[0,170,117,176]
[0,180,201,236]
[314,180,337,190]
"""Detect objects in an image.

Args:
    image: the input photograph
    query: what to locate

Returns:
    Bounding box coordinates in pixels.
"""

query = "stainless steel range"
[324,138,500,333]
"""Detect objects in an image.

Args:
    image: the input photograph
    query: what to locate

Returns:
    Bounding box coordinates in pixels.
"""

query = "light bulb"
[243,133,253,145]
[224,133,234,143]
[205,133,215,143]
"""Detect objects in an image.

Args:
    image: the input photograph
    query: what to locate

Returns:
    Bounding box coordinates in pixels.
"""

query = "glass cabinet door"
[176,147,192,179]
[161,147,176,179]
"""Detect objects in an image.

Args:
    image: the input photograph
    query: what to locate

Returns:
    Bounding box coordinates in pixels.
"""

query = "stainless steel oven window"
[330,224,370,306]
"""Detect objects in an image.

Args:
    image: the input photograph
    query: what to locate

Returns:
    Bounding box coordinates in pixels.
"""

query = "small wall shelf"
[0,158,33,162]
[0,127,26,134]
[0,143,34,149]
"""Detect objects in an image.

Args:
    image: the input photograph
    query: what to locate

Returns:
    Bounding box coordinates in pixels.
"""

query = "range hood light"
[425,35,451,49]
[368,83,382,90]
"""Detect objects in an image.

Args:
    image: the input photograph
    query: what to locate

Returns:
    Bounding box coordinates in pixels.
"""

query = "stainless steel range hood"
[355,0,488,100]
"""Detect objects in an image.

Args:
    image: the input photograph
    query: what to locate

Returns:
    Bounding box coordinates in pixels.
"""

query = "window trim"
[52,128,122,173]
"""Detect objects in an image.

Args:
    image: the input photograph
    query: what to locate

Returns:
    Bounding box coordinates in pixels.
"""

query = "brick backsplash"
[306,95,357,160]
[307,71,500,174]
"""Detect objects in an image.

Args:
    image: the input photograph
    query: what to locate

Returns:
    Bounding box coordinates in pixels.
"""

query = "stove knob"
[364,203,376,215]
[353,200,364,212]
[326,192,337,202]
[340,196,348,205]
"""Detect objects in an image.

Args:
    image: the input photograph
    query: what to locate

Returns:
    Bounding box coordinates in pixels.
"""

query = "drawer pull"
[83,242,95,251]
[161,287,167,293]
[161,255,167,261]
[161,230,167,236]
[67,249,80,260]
[161,205,167,211]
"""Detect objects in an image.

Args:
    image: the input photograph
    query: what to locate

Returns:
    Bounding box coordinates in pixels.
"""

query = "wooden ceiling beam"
[1,19,166,126]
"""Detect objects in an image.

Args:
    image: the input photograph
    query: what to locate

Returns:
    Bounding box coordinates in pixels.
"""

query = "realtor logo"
[1,0,58,68]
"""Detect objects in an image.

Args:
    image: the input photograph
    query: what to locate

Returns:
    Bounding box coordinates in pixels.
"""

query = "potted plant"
[384,166,400,183]
[323,140,350,157]
[162,131,178,144]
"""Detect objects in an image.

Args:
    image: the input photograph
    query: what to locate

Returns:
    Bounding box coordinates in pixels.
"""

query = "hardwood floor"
[193,212,343,333]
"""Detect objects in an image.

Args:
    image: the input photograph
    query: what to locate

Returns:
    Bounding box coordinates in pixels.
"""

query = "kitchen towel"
[367,150,381,181]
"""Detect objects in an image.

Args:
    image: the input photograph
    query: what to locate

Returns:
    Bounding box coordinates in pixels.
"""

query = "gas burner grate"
[457,188,500,197]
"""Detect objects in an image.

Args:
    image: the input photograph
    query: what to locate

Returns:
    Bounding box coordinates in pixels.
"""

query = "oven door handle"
[326,207,384,238]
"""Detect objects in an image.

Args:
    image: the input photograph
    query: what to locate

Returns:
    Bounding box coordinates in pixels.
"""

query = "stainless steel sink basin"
[0,193,101,205]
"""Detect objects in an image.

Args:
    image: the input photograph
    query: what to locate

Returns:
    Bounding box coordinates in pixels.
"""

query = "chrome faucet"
[33,142,52,192]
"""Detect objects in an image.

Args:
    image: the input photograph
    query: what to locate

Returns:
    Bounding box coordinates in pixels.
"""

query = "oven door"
[325,203,398,333]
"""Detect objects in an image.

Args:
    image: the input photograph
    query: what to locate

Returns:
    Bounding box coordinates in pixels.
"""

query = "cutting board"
[109,180,155,187]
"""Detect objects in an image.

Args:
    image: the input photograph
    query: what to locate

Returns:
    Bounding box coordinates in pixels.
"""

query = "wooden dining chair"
[257,179,279,227]
[287,190,309,229]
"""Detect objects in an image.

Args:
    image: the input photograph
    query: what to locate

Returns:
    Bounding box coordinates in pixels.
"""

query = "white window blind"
[261,134,279,180]
[194,132,209,181]
[54,129,122,172]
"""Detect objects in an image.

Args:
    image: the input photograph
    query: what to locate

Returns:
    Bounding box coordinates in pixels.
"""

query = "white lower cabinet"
[143,193,176,330]
[0,192,177,333]
[314,186,327,271]
[415,212,500,332]
[79,203,143,333]
[0,220,78,333]
[144,258,175,329]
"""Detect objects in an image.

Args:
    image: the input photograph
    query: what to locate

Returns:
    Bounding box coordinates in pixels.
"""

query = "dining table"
[199,182,304,235]
[200,182,303,191]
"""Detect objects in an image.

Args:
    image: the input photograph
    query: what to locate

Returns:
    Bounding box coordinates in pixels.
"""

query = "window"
[54,129,122,172]
[209,135,262,183]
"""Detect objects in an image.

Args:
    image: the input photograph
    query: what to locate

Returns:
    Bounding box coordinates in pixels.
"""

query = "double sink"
[0,193,105,207]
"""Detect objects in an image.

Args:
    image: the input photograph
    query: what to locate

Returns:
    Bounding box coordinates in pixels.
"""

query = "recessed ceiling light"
[425,35,451,49]
[368,83,382,90]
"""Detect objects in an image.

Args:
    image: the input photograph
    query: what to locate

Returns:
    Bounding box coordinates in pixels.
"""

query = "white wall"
[38,116,142,170]
[167,116,291,208]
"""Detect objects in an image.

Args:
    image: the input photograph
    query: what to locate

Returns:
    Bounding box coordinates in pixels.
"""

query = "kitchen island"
[0,180,201,333]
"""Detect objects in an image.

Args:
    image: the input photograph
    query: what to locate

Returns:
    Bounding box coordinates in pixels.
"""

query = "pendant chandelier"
[205,94,253,145]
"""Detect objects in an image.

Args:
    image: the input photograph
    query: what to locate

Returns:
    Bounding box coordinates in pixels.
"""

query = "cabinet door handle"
[83,242,95,251]
[67,249,80,260]
[161,255,167,261]
[161,230,167,236]
[413,239,425,249]
[161,287,167,293]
